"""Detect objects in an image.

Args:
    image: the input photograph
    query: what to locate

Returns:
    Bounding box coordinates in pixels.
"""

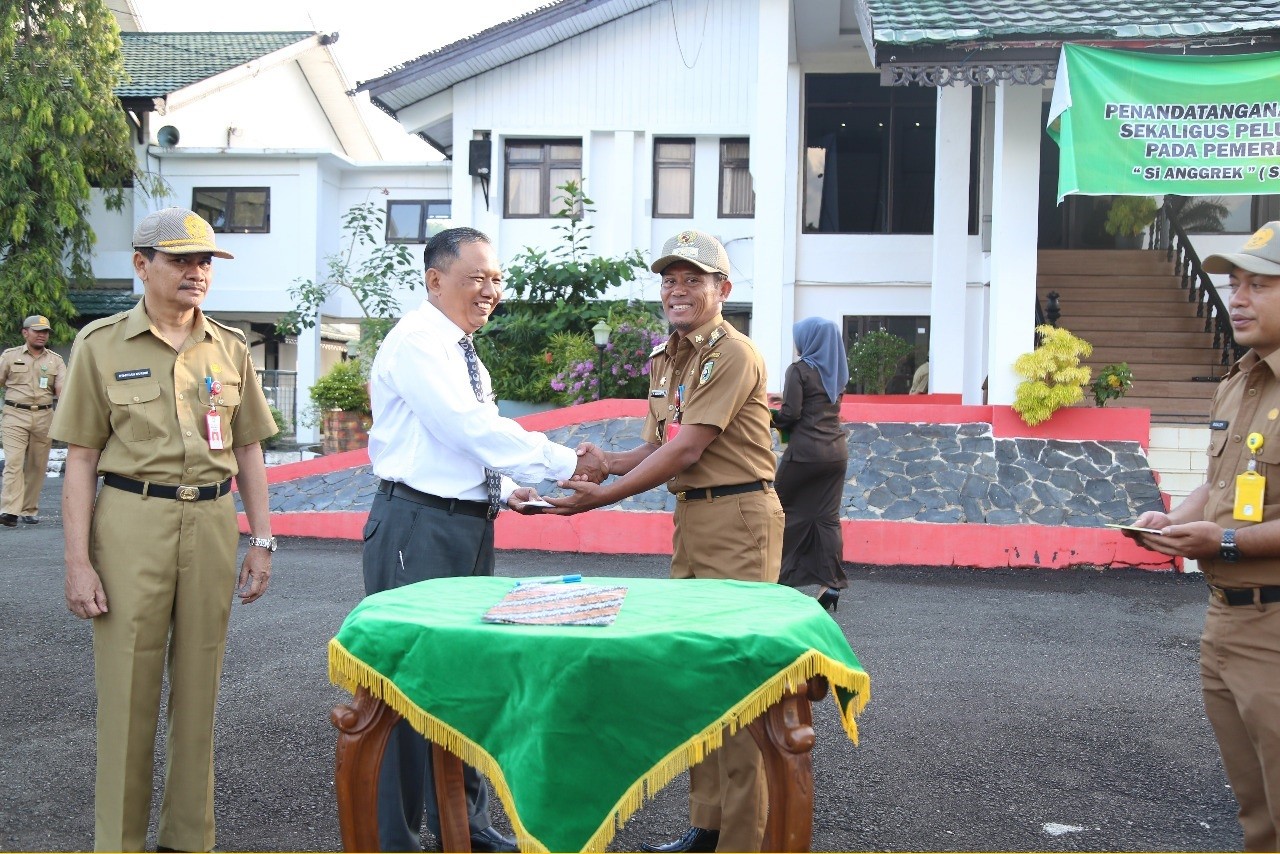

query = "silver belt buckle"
[176,485,200,501]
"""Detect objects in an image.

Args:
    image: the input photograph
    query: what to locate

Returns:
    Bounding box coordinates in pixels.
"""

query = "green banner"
[1048,44,1280,202]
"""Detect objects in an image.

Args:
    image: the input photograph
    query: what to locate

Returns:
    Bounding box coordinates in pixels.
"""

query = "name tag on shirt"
[207,410,225,450]
[115,368,152,381]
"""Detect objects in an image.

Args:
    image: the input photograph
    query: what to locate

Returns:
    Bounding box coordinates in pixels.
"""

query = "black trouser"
[361,488,497,850]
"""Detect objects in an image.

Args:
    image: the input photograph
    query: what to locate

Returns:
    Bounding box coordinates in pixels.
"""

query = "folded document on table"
[482,583,627,626]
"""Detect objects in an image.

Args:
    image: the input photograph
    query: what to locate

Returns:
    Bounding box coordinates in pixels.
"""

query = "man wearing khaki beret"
[52,207,277,852]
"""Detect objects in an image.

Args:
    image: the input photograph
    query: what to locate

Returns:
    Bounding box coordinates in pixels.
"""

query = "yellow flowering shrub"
[1011,326,1093,426]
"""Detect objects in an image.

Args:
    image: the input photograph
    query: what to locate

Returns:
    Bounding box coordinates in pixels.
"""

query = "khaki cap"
[133,207,234,259]
[651,230,730,276]
[1203,221,1280,276]
[23,315,51,331]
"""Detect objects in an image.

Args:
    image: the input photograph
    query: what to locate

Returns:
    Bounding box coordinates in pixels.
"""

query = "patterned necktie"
[459,336,502,517]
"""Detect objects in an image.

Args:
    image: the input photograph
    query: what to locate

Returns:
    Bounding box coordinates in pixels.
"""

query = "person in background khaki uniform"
[1128,220,1280,851]
[539,230,783,853]
[51,207,278,853]
[0,314,66,526]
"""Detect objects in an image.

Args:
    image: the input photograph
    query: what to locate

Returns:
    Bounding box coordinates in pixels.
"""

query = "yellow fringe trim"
[329,638,869,853]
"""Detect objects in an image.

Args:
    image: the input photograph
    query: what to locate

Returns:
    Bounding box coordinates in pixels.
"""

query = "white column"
[930,85,973,397]
[987,82,1043,405]
[751,0,789,388]
[294,325,322,445]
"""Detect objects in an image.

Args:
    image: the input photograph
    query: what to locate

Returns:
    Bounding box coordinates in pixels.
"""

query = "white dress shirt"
[368,300,577,502]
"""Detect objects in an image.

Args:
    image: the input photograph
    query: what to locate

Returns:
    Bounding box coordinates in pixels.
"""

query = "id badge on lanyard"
[205,377,225,450]
[1234,432,1266,522]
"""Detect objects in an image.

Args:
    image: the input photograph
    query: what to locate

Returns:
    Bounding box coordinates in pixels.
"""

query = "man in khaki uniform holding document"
[0,313,65,525]
[52,207,277,852]
[1128,221,1280,851]
[545,230,783,853]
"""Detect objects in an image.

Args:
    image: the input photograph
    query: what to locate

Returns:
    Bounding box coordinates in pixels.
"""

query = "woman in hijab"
[770,317,850,611]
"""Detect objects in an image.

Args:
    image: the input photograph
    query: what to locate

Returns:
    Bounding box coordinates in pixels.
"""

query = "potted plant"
[1104,196,1158,248]
[309,360,372,453]
[1092,363,1134,407]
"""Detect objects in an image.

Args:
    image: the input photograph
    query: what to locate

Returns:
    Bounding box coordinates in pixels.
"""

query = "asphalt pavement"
[0,478,1241,852]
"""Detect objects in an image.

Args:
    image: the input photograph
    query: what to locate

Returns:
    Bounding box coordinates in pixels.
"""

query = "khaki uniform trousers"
[90,485,239,852]
[1201,596,1280,852]
[1,405,53,516]
[671,487,784,853]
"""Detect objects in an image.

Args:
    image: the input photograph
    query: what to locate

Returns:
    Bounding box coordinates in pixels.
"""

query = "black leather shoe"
[640,827,719,853]
[19,515,38,524]
[0,514,16,527]
[469,826,518,853]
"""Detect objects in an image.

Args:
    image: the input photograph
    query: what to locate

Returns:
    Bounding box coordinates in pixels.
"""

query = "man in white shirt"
[362,226,607,852]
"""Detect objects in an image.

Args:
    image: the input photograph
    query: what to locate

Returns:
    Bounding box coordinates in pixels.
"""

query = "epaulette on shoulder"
[207,315,248,342]
[78,311,130,338]
[649,342,667,359]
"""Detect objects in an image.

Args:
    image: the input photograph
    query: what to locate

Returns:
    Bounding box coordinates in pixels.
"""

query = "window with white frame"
[386,200,452,243]
[653,138,695,217]
[192,187,270,233]
[719,138,754,218]
[504,139,582,217]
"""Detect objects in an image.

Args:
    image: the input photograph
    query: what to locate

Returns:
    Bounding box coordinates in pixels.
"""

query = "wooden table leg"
[332,687,402,853]
[747,677,829,852]
[432,743,472,852]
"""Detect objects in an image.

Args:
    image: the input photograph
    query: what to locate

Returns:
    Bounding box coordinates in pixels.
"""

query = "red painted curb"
[238,510,1176,571]
[243,400,1168,569]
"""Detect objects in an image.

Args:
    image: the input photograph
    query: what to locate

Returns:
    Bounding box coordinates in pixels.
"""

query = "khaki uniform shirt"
[0,344,65,406]
[1201,348,1280,586]
[50,300,277,484]
[644,315,776,493]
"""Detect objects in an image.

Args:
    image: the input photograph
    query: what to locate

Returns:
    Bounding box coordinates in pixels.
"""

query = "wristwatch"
[1219,528,1241,563]
[248,535,278,552]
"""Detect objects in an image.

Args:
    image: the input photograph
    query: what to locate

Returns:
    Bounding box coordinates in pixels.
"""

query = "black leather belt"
[676,481,772,502]
[1209,585,1280,606]
[378,479,496,520]
[103,472,231,502]
[4,400,53,411]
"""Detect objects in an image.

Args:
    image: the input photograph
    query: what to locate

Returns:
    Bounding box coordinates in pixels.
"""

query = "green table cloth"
[329,576,869,853]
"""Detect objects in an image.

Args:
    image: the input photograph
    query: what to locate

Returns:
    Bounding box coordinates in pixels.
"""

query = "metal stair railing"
[1152,200,1244,371]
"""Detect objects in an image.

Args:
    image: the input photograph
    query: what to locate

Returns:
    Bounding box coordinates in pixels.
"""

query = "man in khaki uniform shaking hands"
[543,230,783,853]
[0,314,65,525]
[52,207,278,852]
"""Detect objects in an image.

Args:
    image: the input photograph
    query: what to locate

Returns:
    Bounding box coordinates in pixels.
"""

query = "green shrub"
[473,180,650,403]
[263,405,288,449]
[309,360,370,415]
[1012,325,1092,426]
[847,330,912,395]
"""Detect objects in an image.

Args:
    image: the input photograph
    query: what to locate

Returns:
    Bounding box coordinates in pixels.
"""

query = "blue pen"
[514,574,582,587]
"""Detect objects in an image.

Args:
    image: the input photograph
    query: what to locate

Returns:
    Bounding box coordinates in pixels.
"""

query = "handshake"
[508,441,609,516]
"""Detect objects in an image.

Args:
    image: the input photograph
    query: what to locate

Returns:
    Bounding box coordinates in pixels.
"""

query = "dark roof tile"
[861,1,1280,45]
[117,32,314,98]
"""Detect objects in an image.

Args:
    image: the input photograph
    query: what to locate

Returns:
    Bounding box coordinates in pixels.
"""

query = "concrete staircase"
[1037,249,1228,423]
